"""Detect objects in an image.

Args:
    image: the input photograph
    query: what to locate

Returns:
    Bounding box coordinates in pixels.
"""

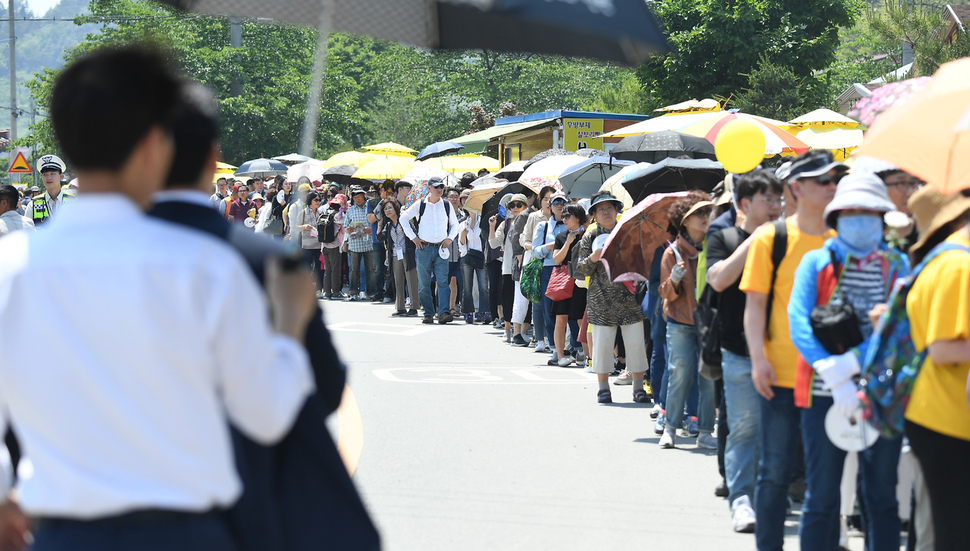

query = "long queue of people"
[260,149,967,551]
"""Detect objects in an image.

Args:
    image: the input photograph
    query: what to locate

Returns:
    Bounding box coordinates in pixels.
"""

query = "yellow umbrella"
[791,127,864,161]
[352,158,415,180]
[419,154,501,175]
[362,142,417,157]
[212,161,237,183]
[786,108,860,129]
[322,151,377,168]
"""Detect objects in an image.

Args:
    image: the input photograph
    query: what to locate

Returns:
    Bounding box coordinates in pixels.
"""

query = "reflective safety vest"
[31,192,75,225]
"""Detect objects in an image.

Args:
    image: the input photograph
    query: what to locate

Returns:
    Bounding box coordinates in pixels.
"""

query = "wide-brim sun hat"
[507,193,529,206]
[823,171,896,229]
[587,193,623,215]
[908,186,970,259]
[712,173,735,207]
[683,200,715,221]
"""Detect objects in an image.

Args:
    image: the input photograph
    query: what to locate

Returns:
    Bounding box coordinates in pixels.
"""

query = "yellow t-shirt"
[739,218,835,388]
[905,233,970,441]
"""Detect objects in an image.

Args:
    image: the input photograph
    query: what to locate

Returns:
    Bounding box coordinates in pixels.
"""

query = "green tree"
[867,0,970,77]
[735,58,827,120]
[638,0,858,109]
[21,0,364,164]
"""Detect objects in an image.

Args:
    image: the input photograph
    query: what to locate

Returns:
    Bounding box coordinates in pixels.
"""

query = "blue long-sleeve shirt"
[788,238,910,366]
[532,218,567,267]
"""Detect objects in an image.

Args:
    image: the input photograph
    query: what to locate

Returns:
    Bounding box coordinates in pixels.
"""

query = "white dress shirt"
[400,197,460,244]
[0,194,314,518]
[24,189,71,221]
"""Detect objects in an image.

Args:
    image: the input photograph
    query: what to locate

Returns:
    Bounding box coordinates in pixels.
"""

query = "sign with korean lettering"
[563,119,604,151]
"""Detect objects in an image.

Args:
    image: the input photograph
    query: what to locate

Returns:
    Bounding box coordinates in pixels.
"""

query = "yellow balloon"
[714,119,766,174]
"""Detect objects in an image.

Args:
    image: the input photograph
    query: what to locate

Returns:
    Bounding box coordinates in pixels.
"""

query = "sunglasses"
[508,202,526,209]
[810,173,843,187]
[550,199,566,206]
[431,184,445,189]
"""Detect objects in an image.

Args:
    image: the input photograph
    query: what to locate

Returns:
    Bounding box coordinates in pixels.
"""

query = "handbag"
[520,257,544,303]
[464,249,485,269]
[810,249,864,355]
[694,284,722,381]
[544,264,575,301]
[264,216,284,236]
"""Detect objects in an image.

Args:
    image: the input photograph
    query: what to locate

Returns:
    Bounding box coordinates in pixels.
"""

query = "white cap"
[37,154,66,173]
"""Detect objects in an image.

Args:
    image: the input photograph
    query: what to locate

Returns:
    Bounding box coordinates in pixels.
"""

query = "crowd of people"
[204,144,965,551]
[0,43,967,551]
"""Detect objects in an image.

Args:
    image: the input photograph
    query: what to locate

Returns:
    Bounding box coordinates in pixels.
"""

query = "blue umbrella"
[558,156,635,199]
[234,157,289,178]
[416,141,465,161]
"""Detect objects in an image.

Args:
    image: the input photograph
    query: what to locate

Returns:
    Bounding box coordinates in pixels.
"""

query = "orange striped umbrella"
[678,112,809,156]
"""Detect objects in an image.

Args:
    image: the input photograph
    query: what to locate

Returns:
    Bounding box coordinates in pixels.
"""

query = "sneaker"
[422,316,434,324]
[659,427,676,449]
[439,312,454,324]
[370,295,382,302]
[649,404,662,419]
[557,356,574,367]
[511,334,528,347]
[612,370,633,385]
[359,292,367,300]
[583,359,594,373]
[464,314,474,324]
[653,415,665,435]
[575,351,586,364]
[696,432,717,450]
[534,341,548,353]
[596,389,612,404]
[681,416,699,438]
[348,294,358,302]
[504,329,512,343]
[715,479,729,497]
[546,357,560,366]
[391,310,406,317]
[731,496,756,533]
[405,309,418,317]
[315,290,325,299]
[482,314,492,325]
[383,297,393,303]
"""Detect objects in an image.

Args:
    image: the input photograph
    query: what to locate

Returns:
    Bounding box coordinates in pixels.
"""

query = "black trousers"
[905,420,970,551]
[486,259,503,320]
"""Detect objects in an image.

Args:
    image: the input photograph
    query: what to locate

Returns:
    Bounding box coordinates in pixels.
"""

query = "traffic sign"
[8,150,32,173]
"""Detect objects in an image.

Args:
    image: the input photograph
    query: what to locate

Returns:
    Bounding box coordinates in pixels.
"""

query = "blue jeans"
[755,387,801,551]
[650,308,667,408]
[416,245,451,315]
[461,261,488,314]
[722,348,761,505]
[663,320,714,432]
[800,396,902,551]
[540,265,554,346]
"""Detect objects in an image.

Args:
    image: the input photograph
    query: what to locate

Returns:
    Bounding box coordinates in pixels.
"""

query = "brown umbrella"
[600,191,689,283]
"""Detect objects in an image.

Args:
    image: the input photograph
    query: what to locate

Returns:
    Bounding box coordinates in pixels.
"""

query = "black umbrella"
[620,158,725,204]
[156,0,668,66]
[322,164,357,185]
[610,131,717,163]
[479,182,536,233]
[416,141,464,161]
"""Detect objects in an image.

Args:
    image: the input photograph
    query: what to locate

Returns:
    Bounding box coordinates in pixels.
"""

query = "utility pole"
[230,18,242,97]
[8,0,15,143]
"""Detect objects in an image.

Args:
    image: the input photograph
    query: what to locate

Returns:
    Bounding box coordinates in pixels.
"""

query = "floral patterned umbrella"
[847,77,930,127]
[401,167,460,208]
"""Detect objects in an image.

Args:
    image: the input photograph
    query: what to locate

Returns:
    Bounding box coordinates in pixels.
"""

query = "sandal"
[633,389,650,404]
[597,389,612,404]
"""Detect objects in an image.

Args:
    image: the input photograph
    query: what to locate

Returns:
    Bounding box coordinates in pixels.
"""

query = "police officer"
[26,154,74,225]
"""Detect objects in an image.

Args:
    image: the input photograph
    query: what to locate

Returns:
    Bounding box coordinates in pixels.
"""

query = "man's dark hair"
[460,172,476,187]
[477,168,490,177]
[246,178,255,187]
[217,177,227,184]
[0,184,19,210]
[51,44,181,171]
[165,82,220,189]
[735,170,783,204]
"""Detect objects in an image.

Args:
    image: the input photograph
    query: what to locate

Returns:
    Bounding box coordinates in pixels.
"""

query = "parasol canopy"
[557,156,634,199]
[786,108,860,129]
[323,151,377,168]
[416,140,464,161]
[362,142,417,157]
[320,164,357,184]
[610,131,716,163]
[676,112,809,156]
[600,191,689,282]
[518,154,585,192]
[234,157,289,178]
[286,160,327,183]
[419,154,501,175]
[597,163,642,209]
[272,152,315,164]
[352,157,416,180]
[401,167,461,208]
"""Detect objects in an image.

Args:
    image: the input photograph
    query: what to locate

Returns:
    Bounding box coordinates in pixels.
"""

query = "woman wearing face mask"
[787,172,910,551]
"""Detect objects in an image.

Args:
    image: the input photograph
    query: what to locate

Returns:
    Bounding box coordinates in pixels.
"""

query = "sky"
[25,0,62,16]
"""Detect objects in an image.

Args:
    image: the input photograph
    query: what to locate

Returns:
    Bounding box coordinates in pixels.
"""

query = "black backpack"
[695,226,745,381]
[317,210,338,244]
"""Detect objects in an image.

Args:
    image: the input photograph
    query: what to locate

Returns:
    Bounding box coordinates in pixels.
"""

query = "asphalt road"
[322,297,876,551]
